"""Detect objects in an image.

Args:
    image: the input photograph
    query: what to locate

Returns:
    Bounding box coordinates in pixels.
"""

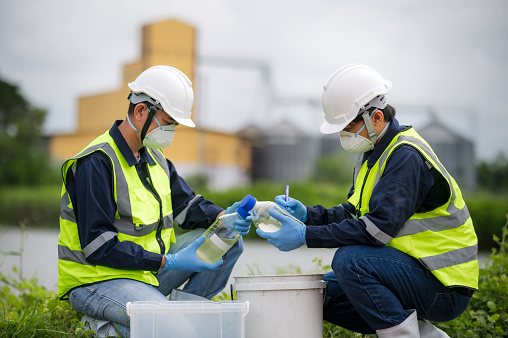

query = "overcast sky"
[1,0,507,161]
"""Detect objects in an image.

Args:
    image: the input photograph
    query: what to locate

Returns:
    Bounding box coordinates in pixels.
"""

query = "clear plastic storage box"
[126,301,249,338]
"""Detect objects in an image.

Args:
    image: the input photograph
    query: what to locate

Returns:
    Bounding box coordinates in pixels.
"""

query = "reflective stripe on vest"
[58,130,176,298]
[348,128,479,289]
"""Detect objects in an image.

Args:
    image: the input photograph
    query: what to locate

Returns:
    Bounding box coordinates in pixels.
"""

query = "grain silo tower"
[417,120,476,191]
[243,120,319,183]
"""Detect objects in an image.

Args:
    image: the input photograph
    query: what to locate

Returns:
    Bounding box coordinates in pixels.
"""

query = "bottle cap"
[236,207,250,219]
[239,194,256,212]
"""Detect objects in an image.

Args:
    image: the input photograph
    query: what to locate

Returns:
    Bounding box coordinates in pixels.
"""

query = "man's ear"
[372,109,385,125]
[133,103,147,121]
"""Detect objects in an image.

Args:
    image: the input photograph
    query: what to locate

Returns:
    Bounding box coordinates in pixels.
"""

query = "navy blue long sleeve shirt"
[305,118,450,248]
[64,121,223,271]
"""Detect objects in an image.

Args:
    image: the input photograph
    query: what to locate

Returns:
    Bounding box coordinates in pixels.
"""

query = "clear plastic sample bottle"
[196,195,256,263]
[249,196,305,233]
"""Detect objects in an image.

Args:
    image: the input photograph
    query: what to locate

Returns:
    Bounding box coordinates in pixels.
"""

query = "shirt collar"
[363,118,406,167]
[109,120,157,167]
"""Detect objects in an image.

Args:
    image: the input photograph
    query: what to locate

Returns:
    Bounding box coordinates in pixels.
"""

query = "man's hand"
[256,209,306,252]
[232,216,252,236]
[163,236,223,271]
[225,201,241,215]
[274,195,307,222]
[216,201,241,229]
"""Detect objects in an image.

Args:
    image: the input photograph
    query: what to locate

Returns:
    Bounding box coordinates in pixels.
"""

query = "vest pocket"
[130,188,160,225]
[132,188,150,202]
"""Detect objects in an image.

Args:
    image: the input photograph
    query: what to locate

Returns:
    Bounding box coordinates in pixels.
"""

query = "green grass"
[0,266,93,337]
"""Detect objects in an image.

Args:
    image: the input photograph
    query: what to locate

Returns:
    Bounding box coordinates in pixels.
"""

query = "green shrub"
[0,185,61,228]
[433,216,508,337]
[0,184,506,251]
[464,192,508,250]
[314,151,356,186]
[0,267,93,337]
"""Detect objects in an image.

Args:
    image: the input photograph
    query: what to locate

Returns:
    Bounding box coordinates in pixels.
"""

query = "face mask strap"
[379,121,391,139]
[140,104,157,142]
[126,115,141,134]
[153,116,163,130]
[360,110,378,145]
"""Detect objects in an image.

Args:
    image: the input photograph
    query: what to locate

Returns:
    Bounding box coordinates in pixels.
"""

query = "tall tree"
[0,75,56,185]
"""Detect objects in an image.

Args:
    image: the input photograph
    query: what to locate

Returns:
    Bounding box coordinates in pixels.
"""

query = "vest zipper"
[139,163,166,255]
[356,166,372,218]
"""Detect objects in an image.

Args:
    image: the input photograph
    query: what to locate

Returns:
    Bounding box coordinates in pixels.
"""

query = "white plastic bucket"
[233,274,327,338]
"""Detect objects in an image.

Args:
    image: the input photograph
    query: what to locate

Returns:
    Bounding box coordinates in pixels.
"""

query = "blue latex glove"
[275,195,307,222]
[217,201,241,230]
[232,216,252,236]
[164,236,223,271]
[223,201,252,235]
[225,201,241,214]
[256,209,307,252]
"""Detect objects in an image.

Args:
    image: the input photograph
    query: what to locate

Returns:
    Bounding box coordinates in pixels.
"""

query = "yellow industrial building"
[48,19,251,190]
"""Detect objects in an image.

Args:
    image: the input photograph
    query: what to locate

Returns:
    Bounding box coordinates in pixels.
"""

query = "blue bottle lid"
[236,207,250,219]
[239,194,257,212]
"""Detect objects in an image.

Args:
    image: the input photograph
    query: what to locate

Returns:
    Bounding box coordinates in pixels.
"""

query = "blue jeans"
[323,245,473,334]
[69,229,243,337]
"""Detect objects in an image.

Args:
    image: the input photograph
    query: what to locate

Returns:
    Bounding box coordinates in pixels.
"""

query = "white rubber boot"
[81,315,119,337]
[418,319,450,338]
[376,309,419,337]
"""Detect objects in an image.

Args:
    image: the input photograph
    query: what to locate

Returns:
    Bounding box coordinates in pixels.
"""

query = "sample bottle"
[249,196,305,233]
[196,195,256,263]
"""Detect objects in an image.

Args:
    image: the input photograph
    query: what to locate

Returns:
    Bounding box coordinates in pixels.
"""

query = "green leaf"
[488,313,500,322]
[487,301,497,311]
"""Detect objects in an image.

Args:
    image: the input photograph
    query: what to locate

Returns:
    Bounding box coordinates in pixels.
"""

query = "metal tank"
[238,121,320,183]
[417,121,476,191]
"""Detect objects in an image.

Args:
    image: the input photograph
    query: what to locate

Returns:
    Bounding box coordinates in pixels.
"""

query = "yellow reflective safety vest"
[58,130,176,299]
[348,127,479,290]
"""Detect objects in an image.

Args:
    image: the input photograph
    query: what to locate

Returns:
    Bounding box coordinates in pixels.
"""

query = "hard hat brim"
[172,115,196,128]
[128,91,196,128]
[320,120,347,135]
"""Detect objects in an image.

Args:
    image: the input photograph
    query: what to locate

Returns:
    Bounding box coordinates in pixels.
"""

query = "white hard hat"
[128,65,195,127]
[321,64,392,134]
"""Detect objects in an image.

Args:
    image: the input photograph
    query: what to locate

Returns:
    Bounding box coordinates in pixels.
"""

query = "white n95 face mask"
[339,131,374,153]
[339,121,391,154]
[127,114,176,149]
[143,120,176,149]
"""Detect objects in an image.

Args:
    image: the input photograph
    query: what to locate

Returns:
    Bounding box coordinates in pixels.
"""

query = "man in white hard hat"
[58,65,250,336]
[257,64,478,337]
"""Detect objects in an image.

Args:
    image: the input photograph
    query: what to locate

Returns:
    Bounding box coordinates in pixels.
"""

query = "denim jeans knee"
[330,245,362,276]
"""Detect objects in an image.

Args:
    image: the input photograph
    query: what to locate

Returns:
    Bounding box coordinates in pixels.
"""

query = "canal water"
[0,226,337,293]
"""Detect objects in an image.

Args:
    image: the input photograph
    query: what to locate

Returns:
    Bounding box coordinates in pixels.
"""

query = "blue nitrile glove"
[164,236,223,271]
[275,195,307,222]
[217,201,242,230]
[233,216,253,236]
[225,201,241,214]
[256,209,307,252]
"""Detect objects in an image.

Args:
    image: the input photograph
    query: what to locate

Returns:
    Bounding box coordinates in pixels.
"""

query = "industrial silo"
[239,120,319,183]
[417,120,476,191]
